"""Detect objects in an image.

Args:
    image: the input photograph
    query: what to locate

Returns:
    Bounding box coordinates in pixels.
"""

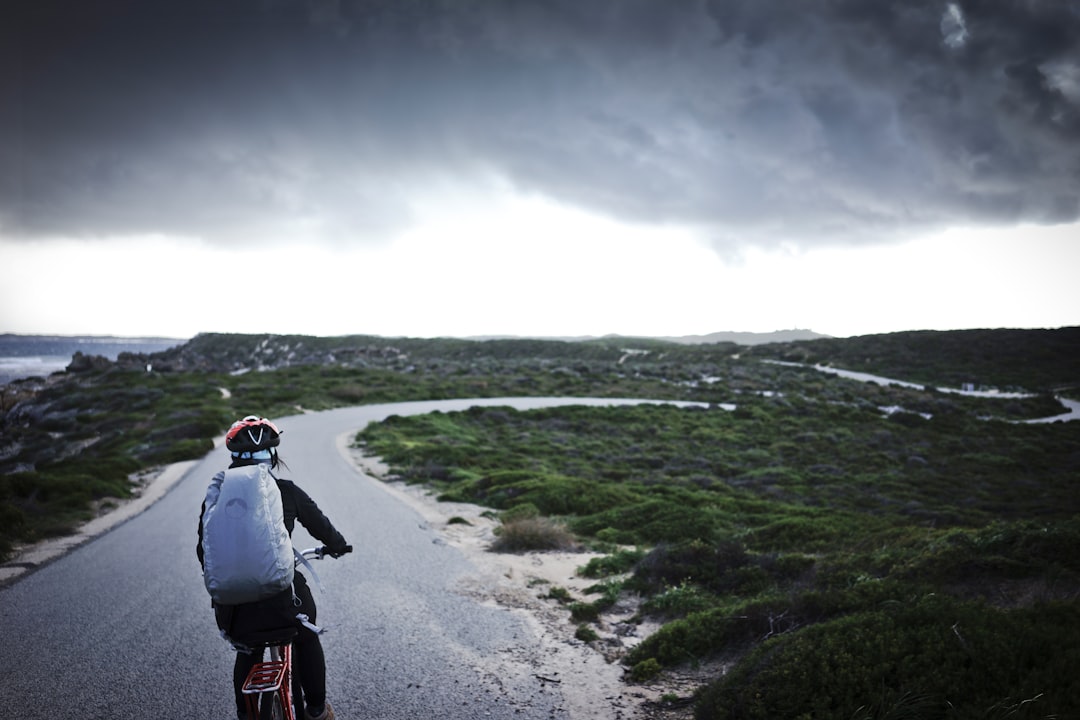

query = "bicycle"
[238,545,352,720]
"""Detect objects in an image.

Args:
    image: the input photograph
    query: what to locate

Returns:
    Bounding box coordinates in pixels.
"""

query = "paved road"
[0,397,685,720]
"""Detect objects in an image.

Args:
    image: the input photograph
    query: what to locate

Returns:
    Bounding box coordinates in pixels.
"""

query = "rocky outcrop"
[66,352,113,374]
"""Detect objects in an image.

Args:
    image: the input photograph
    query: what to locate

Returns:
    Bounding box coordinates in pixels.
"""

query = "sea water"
[0,336,184,385]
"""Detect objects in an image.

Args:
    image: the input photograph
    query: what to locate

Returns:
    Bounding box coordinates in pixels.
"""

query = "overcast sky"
[2,0,1078,340]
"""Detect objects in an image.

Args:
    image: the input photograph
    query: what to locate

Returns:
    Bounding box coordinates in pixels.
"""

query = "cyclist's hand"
[326,544,352,559]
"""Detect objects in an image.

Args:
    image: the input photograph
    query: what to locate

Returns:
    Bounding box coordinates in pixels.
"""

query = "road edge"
[0,459,199,588]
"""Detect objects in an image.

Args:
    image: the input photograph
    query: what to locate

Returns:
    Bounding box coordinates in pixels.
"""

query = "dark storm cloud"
[3,0,1078,248]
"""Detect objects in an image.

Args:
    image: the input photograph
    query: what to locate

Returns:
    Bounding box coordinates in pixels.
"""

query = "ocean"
[0,335,185,385]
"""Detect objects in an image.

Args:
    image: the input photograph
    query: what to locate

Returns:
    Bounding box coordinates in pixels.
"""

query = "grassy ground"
[355,377,1080,718]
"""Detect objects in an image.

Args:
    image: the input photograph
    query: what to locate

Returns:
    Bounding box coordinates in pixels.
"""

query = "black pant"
[228,574,327,719]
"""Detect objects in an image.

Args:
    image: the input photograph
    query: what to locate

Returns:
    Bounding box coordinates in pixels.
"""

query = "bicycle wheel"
[258,691,286,720]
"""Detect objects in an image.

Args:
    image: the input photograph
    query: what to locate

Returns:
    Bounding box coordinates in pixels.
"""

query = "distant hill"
[648,329,830,345]
[467,329,829,346]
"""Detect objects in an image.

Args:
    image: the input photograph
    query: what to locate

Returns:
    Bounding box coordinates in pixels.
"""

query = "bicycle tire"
[258,691,286,720]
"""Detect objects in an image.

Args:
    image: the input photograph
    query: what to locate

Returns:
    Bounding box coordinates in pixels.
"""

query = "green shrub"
[628,606,743,667]
[643,582,718,618]
[632,539,780,596]
[575,624,600,642]
[760,552,817,582]
[629,580,906,669]
[498,502,540,523]
[595,527,631,544]
[545,579,625,625]
[571,500,719,545]
[476,471,641,516]
[631,658,663,682]
[745,513,873,552]
[693,595,1080,720]
[914,519,1080,581]
[570,601,601,623]
[580,548,647,578]
[543,586,573,604]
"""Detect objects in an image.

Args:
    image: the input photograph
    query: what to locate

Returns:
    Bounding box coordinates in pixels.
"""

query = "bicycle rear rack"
[241,643,295,720]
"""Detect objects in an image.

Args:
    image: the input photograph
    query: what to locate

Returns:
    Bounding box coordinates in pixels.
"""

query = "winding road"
[1,397,686,720]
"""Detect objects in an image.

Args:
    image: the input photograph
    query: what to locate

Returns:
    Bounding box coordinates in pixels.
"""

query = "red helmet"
[225,415,282,454]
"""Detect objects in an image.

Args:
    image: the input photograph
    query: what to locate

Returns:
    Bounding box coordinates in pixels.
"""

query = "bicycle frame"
[236,545,350,720]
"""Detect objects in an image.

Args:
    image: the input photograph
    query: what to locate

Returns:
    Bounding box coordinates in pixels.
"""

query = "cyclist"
[197,416,349,720]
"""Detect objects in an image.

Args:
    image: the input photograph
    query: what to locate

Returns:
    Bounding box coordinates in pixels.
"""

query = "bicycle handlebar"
[299,545,353,560]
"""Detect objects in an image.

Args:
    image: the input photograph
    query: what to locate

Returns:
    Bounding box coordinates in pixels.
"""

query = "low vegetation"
[0,334,696,557]
[744,327,1080,394]
[490,512,578,553]
[353,331,1080,719]
[2,327,1079,717]
[0,371,230,554]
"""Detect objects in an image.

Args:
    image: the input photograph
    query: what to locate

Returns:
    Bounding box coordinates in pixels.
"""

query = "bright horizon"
[3,210,1076,342]
[3,2,1078,341]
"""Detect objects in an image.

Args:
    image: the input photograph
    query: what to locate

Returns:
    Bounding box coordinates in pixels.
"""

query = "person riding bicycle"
[197,416,349,720]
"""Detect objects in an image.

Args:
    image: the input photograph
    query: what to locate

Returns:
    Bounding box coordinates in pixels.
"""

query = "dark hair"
[229,448,289,472]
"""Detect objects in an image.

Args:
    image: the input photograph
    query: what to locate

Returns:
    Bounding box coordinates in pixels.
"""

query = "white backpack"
[201,464,295,605]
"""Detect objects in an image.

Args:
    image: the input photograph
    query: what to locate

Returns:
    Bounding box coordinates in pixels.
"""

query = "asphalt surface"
[0,397,685,720]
